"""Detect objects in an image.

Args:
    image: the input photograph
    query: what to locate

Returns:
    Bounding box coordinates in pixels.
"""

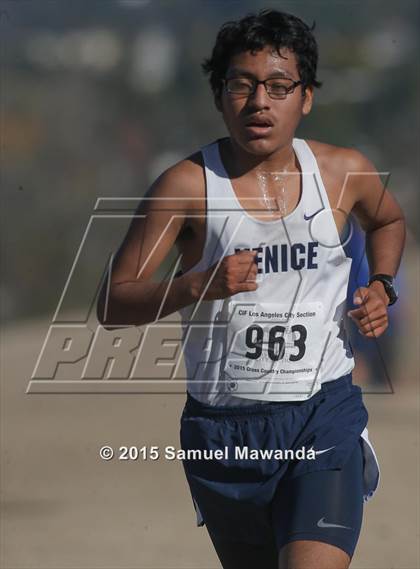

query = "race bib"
[223,301,328,400]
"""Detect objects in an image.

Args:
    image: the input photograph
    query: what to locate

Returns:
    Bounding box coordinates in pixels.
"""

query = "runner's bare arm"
[349,150,406,279]
[97,161,258,329]
[347,150,406,337]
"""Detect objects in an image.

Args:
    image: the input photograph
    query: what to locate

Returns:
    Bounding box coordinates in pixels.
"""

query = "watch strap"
[368,274,398,305]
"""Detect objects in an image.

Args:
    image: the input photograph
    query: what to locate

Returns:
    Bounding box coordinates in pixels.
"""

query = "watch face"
[383,280,398,304]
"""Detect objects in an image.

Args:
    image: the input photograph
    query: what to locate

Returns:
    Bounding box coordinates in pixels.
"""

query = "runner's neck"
[223,136,299,177]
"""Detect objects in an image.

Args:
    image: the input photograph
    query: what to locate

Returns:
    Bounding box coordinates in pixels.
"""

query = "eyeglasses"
[223,77,302,100]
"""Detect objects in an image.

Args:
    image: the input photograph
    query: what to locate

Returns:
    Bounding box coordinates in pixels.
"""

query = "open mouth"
[243,116,274,137]
[246,120,273,127]
[244,121,273,137]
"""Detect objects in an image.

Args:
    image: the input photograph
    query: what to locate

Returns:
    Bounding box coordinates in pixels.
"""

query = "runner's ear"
[302,86,313,116]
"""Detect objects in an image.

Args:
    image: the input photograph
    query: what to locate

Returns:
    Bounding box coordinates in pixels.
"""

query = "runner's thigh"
[272,441,364,560]
[207,529,278,569]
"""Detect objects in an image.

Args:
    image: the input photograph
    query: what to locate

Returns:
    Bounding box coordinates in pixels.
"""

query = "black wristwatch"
[367,274,398,306]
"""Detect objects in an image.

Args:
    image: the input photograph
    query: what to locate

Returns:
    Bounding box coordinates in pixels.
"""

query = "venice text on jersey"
[234,242,319,274]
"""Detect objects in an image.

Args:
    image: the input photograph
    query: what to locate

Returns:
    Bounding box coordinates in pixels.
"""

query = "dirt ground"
[1,255,419,569]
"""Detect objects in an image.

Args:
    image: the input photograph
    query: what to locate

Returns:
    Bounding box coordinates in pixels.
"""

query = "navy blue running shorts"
[180,374,368,558]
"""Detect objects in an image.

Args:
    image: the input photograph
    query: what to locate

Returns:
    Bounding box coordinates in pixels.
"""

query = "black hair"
[202,9,322,100]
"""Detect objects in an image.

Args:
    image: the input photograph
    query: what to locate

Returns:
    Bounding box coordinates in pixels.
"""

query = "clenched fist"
[347,282,389,338]
[190,250,259,301]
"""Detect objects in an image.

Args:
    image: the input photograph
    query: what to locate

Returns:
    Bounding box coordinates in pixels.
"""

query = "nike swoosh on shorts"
[317,517,353,530]
[311,445,336,456]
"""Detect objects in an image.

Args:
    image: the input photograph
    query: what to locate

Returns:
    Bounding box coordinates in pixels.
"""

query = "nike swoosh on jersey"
[303,209,324,220]
[317,517,352,530]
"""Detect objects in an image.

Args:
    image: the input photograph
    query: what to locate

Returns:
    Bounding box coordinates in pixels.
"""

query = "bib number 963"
[245,324,307,362]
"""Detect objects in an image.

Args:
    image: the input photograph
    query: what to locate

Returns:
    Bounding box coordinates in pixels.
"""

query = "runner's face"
[218,46,313,155]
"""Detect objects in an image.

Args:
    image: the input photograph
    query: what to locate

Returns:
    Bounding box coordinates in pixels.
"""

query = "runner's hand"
[191,251,258,301]
[347,285,389,338]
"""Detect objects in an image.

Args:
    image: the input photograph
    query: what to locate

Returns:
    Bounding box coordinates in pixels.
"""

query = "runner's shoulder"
[149,150,205,205]
[305,139,377,179]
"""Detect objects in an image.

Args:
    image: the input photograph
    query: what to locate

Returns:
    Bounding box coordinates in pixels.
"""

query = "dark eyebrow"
[226,69,295,80]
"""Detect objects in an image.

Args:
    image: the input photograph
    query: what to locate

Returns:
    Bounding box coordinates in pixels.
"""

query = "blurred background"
[1,1,419,568]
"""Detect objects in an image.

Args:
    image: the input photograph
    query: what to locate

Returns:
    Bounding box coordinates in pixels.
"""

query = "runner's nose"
[248,83,271,111]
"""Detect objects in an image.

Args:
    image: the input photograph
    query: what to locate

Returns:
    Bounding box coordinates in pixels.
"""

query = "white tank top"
[179,137,355,405]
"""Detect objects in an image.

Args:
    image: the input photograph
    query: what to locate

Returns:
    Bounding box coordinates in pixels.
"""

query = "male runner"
[98,10,405,569]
